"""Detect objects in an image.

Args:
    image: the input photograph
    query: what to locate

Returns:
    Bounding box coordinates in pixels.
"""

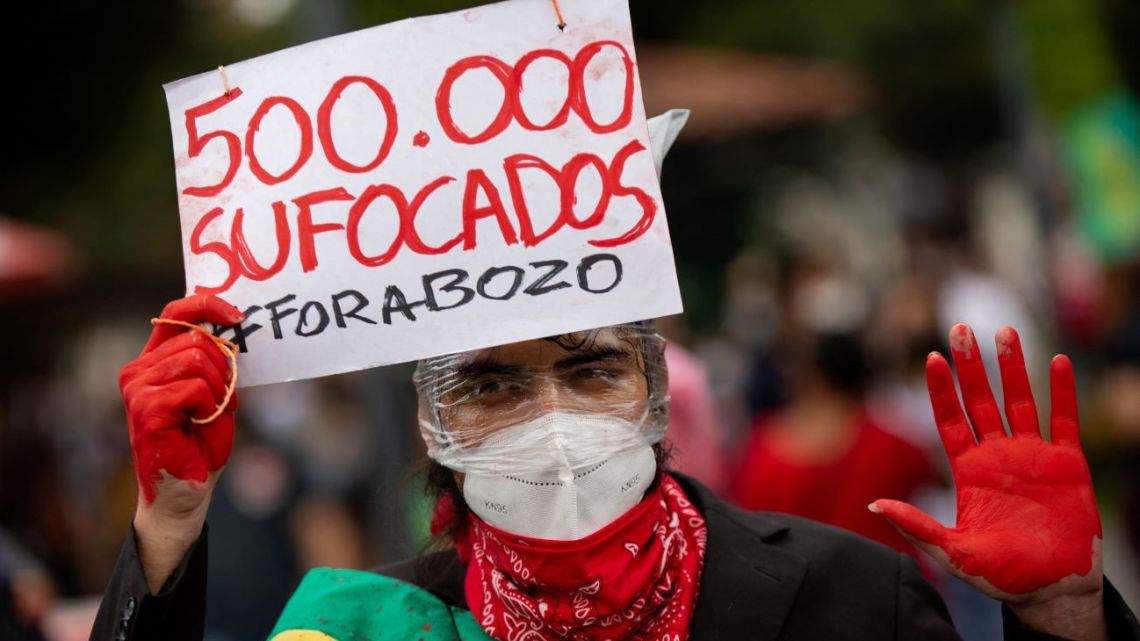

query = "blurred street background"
[2,1,1140,639]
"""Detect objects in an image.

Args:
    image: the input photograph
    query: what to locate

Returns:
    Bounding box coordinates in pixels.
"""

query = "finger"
[121,336,231,416]
[1050,354,1082,449]
[123,332,204,385]
[926,352,976,459]
[868,499,950,548]
[141,419,211,486]
[141,328,225,369]
[144,295,243,353]
[949,323,1007,441]
[871,507,970,589]
[996,326,1041,439]
[224,390,239,414]
[141,331,230,379]
[157,377,218,423]
[196,413,235,472]
[138,347,228,402]
[128,372,235,472]
[126,377,220,440]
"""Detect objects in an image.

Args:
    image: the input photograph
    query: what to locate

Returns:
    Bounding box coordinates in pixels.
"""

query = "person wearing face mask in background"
[87,110,1140,640]
[730,262,934,558]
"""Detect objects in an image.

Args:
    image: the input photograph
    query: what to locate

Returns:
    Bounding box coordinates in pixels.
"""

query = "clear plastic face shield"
[414,321,669,477]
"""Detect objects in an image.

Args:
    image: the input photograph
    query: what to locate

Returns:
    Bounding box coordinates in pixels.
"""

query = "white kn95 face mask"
[461,412,657,541]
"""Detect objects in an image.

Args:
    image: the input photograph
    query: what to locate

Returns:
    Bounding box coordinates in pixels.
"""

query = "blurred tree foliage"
[0,0,1124,297]
[1017,0,1120,123]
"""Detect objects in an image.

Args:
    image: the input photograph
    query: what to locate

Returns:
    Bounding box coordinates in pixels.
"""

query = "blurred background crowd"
[3,0,1140,639]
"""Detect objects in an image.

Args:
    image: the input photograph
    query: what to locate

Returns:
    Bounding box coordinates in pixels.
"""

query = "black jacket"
[91,476,1140,640]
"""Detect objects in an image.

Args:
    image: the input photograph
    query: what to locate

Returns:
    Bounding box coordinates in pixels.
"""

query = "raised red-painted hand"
[119,294,243,504]
[871,324,1102,600]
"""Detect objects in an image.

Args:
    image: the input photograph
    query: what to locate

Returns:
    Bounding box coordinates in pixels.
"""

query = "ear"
[646,109,690,179]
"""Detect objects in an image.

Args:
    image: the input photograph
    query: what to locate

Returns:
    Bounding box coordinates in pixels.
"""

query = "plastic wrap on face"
[414,321,668,476]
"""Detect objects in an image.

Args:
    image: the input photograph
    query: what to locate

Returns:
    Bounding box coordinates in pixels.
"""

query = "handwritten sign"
[163,0,681,387]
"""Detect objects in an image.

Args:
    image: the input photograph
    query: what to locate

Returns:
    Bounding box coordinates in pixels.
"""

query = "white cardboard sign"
[163,0,681,386]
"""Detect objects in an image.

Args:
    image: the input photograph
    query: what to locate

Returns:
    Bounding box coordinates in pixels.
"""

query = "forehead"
[456,328,637,369]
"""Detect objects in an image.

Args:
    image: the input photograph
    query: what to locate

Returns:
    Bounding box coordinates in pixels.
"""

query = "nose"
[533,376,564,413]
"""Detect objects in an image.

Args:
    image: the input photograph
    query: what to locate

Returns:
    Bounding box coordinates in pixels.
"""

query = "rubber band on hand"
[150,318,239,425]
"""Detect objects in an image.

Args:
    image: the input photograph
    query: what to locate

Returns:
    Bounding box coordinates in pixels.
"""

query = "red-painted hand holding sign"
[120,294,243,506]
[871,324,1105,638]
[120,294,244,594]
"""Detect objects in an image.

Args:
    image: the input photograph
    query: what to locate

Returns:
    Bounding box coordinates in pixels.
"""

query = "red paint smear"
[413,131,430,147]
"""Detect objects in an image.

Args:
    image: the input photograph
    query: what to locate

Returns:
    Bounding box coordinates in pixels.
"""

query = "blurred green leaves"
[0,0,1125,279]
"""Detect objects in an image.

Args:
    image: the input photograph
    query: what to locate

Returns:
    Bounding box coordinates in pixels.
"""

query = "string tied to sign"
[150,318,239,425]
[218,65,233,96]
[551,0,567,31]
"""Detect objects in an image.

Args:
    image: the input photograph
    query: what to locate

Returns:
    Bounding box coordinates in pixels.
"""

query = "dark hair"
[813,332,869,398]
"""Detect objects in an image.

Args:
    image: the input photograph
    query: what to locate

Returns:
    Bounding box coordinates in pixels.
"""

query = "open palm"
[872,324,1102,602]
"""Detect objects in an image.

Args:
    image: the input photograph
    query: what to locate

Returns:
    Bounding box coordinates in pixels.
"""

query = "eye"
[475,380,510,395]
[461,376,526,401]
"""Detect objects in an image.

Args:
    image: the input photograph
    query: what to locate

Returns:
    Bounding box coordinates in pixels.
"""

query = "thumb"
[869,499,951,550]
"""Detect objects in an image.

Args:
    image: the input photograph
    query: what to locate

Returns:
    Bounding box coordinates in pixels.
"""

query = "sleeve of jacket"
[895,553,965,640]
[1001,578,1140,641]
[88,524,209,641]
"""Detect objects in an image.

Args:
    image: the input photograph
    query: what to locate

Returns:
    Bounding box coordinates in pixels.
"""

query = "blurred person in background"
[1,527,54,641]
[867,265,1007,639]
[656,315,731,495]
[693,251,785,446]
[1098,323,1140,585]
[730,256,934,556]
[202,371,419,641]
[198,427,307,641]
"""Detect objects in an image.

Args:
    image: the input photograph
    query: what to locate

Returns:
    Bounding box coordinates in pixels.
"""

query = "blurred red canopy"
[0,216,75,300]
[638,45,867,140]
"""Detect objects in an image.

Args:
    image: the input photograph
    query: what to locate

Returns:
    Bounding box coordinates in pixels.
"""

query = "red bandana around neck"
[454,474,708,641]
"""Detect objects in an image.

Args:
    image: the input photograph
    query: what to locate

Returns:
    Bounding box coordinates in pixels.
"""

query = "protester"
[663,340,730,494]
[86,294,1138,640]
[730,331,933,556]
[1,527,54,641]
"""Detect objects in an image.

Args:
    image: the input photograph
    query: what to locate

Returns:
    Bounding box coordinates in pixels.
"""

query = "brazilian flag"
[268,568,492,641]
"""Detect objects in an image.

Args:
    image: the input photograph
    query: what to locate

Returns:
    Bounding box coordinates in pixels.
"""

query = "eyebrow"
[454,359,528,380]
[553,345,633,372]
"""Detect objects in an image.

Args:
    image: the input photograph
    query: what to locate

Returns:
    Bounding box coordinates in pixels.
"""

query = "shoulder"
[676,476,958,636]
[376,549,467,607]
[741,513,956,636]
[712,493,903,571]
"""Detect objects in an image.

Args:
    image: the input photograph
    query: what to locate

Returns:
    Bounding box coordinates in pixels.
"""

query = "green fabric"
[268,567,493,641]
